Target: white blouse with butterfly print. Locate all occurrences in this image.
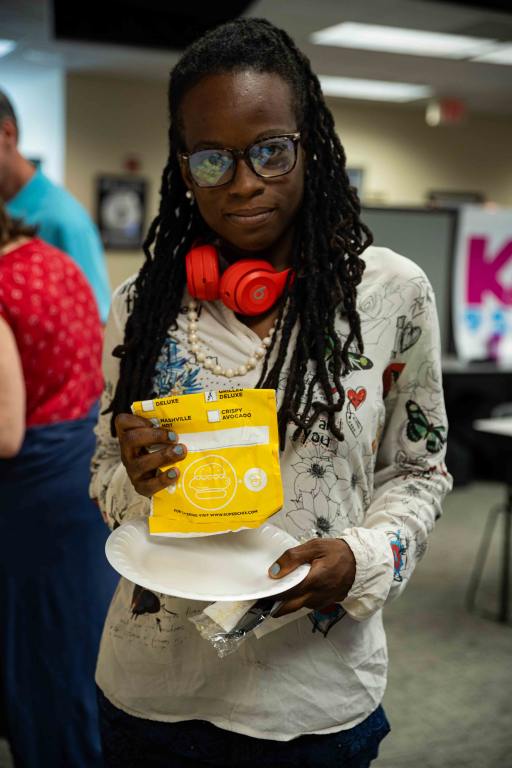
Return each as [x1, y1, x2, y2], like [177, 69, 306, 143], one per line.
[90, 245, 452, 740]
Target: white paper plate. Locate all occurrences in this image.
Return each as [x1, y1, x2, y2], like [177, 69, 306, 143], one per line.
[105, 519, 311, 601]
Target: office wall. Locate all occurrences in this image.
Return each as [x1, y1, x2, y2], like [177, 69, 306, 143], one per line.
[65, 72, 512, 291]
[65, 73, 168, 291]
[327, 99, 512, 208]
[0, 67, 65, 184]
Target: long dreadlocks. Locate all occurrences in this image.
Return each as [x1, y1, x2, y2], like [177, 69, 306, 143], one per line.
[107, 17, 373, 449]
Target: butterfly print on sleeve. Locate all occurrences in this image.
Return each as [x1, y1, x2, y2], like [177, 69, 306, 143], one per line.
[405, 400, 446, 454]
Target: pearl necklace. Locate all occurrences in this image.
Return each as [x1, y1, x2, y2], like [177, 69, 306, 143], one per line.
[186, 300, 278, 379]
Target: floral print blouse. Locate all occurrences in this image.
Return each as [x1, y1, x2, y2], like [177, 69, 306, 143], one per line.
[90, 245, 452, 741]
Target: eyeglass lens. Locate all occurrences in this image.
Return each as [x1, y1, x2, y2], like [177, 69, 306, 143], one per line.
[188, 136, 296, 188]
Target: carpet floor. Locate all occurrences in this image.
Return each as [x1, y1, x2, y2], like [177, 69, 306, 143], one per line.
[376, 481, 512, 768]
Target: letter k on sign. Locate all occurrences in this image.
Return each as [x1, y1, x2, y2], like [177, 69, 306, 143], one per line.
[467, 237, 512, 305]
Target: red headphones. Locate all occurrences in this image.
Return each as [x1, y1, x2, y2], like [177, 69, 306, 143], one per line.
[185, 244, 293, 316]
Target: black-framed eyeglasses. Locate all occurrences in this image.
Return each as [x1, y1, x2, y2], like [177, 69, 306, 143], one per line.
[180, 132, 301, 189]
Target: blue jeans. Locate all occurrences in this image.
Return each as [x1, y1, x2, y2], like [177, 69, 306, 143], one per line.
[97, 688, 390, 768]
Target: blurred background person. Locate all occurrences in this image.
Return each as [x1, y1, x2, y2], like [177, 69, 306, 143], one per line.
[0, 90, 111, 323]
[0, 201, 117, 767]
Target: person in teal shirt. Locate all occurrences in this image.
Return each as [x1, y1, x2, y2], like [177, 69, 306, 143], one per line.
[0, 90, 110, 322]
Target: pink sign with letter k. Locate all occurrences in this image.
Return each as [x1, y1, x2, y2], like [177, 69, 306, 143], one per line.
[467, 236, 512, 305]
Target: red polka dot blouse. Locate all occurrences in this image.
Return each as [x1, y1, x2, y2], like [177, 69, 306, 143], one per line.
[0, 238, 104, 426]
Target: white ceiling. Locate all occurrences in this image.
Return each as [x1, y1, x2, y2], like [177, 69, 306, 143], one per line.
[1, 0, 512, 115]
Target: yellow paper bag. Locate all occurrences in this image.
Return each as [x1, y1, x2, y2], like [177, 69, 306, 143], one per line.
[131, 389, 283, 536]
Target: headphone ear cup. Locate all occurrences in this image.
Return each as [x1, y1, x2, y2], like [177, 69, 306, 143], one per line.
[185, 245, 220, 301]
[220, 260, 283, 315]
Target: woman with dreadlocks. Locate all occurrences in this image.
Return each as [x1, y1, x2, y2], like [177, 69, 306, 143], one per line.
[90, 17, 451, 768]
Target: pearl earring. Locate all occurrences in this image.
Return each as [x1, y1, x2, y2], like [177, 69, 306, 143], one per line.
[185, 190, 194, 202]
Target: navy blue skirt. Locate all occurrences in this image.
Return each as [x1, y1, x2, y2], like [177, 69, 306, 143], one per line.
[97, 687, 390, 768]
[0, 406, 118, 767]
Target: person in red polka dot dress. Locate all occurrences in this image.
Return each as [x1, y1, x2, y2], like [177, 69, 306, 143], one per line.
[0, 202, 117, 768]
[0, 226, 103, 429]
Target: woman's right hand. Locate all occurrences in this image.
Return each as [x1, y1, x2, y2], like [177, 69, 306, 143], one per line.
[114, 413, 187, 498]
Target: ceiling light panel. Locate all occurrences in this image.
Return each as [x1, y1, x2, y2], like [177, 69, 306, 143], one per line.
[311, 22, 498, 60]
[0, 40, 16, 59]
[472, 45, 512, 64]
[318, 76, 433, 102]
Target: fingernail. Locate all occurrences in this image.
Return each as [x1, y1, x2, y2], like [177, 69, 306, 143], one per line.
[167, 468, 178, 479]
[269, 562, 281, 577]
[168, 431, 177, 442]
[173, 444, 184, 457]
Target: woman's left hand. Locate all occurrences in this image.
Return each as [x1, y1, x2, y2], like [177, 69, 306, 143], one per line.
[268, 539, 356, 618]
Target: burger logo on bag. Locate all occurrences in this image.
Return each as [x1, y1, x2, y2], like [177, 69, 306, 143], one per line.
[189, 461, 232, 499]
[183, 455, 237, 511]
